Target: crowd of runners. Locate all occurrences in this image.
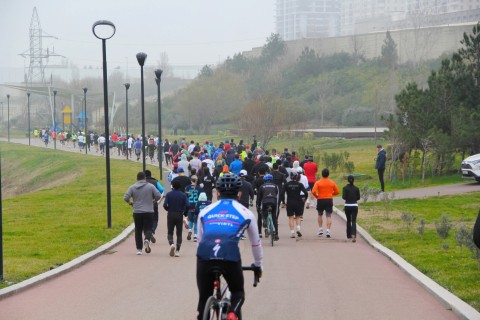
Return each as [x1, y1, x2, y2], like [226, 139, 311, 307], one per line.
[121, 135, 361, 256]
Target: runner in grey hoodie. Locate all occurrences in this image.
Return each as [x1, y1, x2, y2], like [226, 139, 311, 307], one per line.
[124, 171, 162, 255]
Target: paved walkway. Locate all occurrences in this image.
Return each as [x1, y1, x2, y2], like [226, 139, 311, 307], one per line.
[0, 138, 479, 319]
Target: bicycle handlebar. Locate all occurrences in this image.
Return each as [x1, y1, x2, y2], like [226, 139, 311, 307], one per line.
[242, 264, 262, 287]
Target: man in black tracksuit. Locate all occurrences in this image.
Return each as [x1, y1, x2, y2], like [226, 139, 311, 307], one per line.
[163, 179, 189, 257]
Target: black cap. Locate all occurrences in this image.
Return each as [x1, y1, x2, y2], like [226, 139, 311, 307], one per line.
[377, 144, 382, 148]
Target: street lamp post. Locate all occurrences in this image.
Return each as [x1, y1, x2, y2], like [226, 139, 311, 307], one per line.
[92, 20, 116, 229]
[155, 69, 163, 180]
[27, 92, 31, 146]
[124, 83, 130, 160]
[83, 88, 88, 155]
[53, 90, 57, 150]
[6, 95, 10, 142]
[136, 52, 147, 172]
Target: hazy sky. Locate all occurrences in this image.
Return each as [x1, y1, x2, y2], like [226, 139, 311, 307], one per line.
[1, 0, 275, 70]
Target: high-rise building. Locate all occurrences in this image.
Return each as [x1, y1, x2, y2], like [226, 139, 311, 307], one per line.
[276, 0, 341, 40]
[340, 0, 480, 35]
[276, 0, 480, 38]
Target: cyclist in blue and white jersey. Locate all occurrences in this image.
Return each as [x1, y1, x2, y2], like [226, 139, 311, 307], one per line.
[196, 173, 263, 320]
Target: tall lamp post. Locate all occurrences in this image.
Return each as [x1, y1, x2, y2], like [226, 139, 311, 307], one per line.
[124, 83, 130, 160]
[92, 20, 116, 229]
[83, 88, 88, 155]
[53, 90, 57, 150]
[6, 95, 10, 142]
[27, 92, 31, 146]
[154, 69, 163, 180]
[136, 52, 147, 172]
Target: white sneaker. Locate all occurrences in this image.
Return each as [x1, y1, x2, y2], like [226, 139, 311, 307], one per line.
[317, 228, 324, 236]
[326, 230, 331, 238]
[193, 235, 198, 242]
[174, 250, 180, 257]
[290, 232, 295, 238]
[169, 244, 175, 257]
[136, 249, 142, 255]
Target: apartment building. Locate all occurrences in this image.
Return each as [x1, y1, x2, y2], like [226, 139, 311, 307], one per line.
[275, 0, 341, 40]
[276, 0, 480, 39]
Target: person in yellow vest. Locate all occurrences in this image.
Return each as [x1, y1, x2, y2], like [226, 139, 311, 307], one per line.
[219, 164, 231, 177]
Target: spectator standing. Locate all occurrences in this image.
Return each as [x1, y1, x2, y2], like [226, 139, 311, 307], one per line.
[375, 144, 387, 192]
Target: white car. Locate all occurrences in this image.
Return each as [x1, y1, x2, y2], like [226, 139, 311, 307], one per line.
[461, 154, 480, 182]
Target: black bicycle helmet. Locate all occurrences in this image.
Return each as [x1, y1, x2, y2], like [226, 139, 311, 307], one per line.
[216, 173, 242, 196]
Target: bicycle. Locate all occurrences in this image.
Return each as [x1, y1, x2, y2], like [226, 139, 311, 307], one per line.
[202, 265, 261, 320]
[265, 205, 275, 247]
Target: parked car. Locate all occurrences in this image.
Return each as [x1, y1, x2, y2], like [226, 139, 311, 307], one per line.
[461, 153, 480, 182]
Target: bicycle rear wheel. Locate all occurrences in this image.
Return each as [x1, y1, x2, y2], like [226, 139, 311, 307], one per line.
[268, 214, 274, 247]
[203, 296, 220, 320]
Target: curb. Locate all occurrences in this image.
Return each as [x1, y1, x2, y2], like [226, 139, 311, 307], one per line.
[0, 224, 135, 300]
[333, 207, 480, 320]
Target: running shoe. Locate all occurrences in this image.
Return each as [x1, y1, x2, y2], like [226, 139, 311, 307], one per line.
[144, 239, 151, 253]
[297, 230, 302, 238]
[187, 230, 192, 241]
[317, 228, 324, 236]
[150, 234, 156, 243]
[169, 244, 175, 257]
[274, 234, 279, 241]
[259, 233, 263, 239]
[352, 236, 356, 243]
[136, 249, 142, 255]
[174, 250, 180, 257]
[326, 230, 331, 238]
[265, 229, 269, 238]
[290, 233, 295, 238]
[194, 236, 198, 242]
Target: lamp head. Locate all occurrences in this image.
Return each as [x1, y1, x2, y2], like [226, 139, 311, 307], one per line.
[92, 20, 116, 40]
[53, 90, 57, 95]
[83, 88, 88, 94]
[154, 69, 163, 80]
[7, 94, 10, 99]
[136, 52, 147, 66]
[124, 83, 130, 90]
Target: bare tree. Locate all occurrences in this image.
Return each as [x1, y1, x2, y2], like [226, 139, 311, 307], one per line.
[314, 77, 335, 127]
[238, 94, 287, 148]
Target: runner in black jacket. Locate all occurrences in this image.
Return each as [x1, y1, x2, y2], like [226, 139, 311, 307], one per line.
[282, 171, 307, 238]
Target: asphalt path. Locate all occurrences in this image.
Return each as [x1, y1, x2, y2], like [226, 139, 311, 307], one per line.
[0, 137, 479, 319]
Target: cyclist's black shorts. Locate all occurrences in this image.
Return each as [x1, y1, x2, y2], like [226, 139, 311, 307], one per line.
[316, 198, 333, 217]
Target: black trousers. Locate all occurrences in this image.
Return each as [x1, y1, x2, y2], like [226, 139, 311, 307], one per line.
[167, 211, 183, 250]
[152, 204, 159, 234]
[133, 212, 153, 250]
[196, 259, 244, 320]
[377, 168, 385, 192]
[345, 206, 358, 238]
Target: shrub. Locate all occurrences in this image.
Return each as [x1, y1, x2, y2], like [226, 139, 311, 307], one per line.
[435, 213, 453, 240]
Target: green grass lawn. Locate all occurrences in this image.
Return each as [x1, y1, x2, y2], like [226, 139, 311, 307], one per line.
[0, 142, 148, 287]
[341, 193, 480, 311]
